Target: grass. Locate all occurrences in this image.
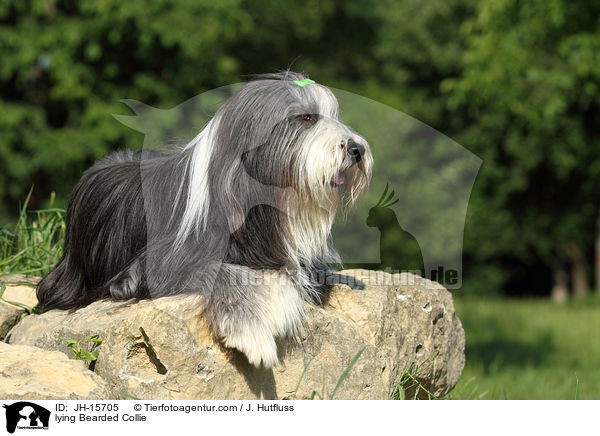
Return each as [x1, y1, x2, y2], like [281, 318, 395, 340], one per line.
[3, 196, 600, 399]
[0, 190, 64, 280]
[391, 361, 436, 400]
[450, 294, 600, 399]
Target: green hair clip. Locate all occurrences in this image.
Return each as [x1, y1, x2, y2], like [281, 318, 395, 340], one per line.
[294, 78, 316, 87]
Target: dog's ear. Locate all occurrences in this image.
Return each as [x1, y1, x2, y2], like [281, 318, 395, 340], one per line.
[241, 145, 269, 185]
[241, 144, 293, 189]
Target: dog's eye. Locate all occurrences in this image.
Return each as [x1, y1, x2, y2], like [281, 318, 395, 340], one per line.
[299, 113, 318, 124]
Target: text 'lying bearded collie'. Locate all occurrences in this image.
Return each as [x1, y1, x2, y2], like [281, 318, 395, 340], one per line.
[37, 72, 372, 368]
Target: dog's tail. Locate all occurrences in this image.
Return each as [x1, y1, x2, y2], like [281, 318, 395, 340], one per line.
[36, 254, 91, 313]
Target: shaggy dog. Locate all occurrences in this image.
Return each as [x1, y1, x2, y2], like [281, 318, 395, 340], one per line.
[37, 72, 372, 367]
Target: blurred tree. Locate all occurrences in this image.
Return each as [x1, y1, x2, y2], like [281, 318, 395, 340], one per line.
[443, 0, 600, 296]
[0, 0, 253, 215]
[369, 0, 475, 129]
[596, 215, 600, 292]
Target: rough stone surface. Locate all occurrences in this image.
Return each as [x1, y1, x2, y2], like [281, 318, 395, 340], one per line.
[1, 280, 38, 309]
[6, 269, 465, 399]
[0, 278, 37, 340]
[0, 302, 25, 341]
[0, 342, 115, 400]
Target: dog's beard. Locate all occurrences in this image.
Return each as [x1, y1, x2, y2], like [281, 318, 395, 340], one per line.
[332, 165, 369, 205]
[305, 154, 371, 215]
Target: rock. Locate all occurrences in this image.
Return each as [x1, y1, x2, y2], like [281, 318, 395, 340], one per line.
[1, 280, 38, 309]
[0, 301, 26, 341]
[0, 277, 37, 340]
[6, 269, 465, 399]
[0, 342, 115, 400]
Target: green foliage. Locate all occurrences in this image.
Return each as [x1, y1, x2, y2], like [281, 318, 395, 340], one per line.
[391, 361, 436, 400]
[444, 0, 600, 293]
[0, 189, 64, 278]
[0, 0, 251, 212]
[60, 334, 102, 362]
[369, 0, 476, 127]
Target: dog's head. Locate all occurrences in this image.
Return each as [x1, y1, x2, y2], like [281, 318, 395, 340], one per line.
[214, 72, 372, 212]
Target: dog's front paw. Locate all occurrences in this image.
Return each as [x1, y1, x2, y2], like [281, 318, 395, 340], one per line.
[223, 330, 279, 368]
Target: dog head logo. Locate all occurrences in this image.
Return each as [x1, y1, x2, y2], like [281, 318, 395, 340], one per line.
[114, 73, 481, 290]
[3, 402, 50, 433]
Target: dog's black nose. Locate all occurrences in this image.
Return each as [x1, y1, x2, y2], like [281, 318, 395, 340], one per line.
[346, 140, 365, 162]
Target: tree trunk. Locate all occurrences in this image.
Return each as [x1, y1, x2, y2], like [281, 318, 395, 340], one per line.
[551, 260, 569, 304]
[596, 212, 600, 293]
[564, 242, 589, 297]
